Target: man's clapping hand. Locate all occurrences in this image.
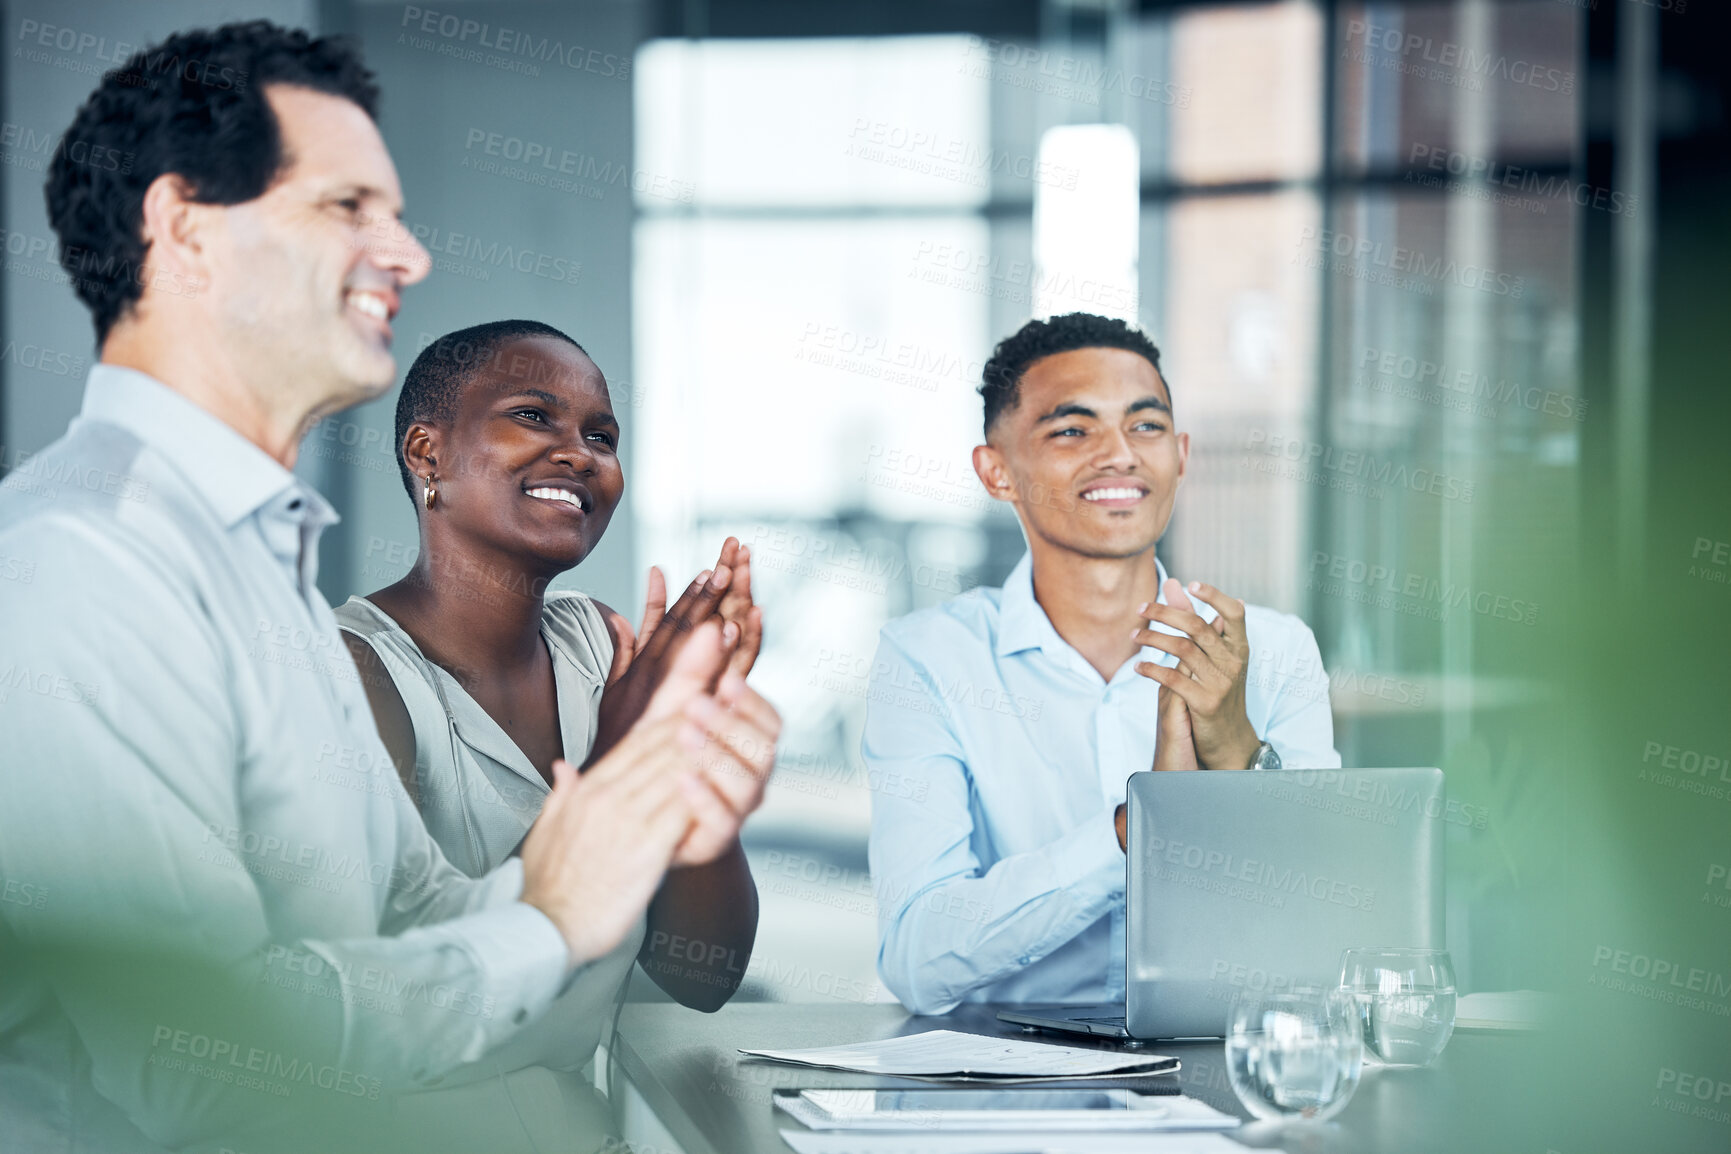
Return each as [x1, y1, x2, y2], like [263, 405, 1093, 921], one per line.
[635, 626, 779, 867]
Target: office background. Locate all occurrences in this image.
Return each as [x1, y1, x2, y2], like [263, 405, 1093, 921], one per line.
[1, 0, 1726, 1145]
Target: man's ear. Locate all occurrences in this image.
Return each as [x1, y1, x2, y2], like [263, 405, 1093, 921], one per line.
[1174, 430, 1190, 488]
[971, 443, 1017, 504]
[137, 173, 212, 289]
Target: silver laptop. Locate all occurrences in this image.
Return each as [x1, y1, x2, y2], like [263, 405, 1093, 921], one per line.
[999, 768, 1446, 1041]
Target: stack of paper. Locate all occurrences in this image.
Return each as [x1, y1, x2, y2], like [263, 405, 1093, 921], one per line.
[738, 1029, 1179, 1083]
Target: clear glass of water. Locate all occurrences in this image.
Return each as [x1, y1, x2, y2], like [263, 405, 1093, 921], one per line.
[1225, 987, 1363, 1123]
[1338, 947, 1457, 1067]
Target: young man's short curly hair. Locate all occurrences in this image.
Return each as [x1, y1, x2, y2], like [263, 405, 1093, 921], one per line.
[45, 21, 379, 344]
[978, 313, 1169, 437]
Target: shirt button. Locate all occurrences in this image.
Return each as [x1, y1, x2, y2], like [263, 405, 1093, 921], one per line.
[1017, 956, 1033, 966]
[513, 1008, 528, 1024]
[288, 498, 303, 511]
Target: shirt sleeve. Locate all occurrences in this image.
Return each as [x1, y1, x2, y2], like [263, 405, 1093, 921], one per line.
[1258, 616, 1343, 770]
[863, 629, 1123, 1016]
[0, 517, 570, 1150]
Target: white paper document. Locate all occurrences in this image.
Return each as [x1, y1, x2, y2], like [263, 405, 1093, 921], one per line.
[780, 1129, 1264, 1154]
[738, 1030, 1180, 1081]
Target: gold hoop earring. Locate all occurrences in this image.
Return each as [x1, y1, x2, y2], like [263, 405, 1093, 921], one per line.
[423, 475, 438, 510]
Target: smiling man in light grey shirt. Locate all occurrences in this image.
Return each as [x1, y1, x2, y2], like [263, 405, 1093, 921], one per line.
[0, 362, 574, 1150]
[0, 23, 778, 1154]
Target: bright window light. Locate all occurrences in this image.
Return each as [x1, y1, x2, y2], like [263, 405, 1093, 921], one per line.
[1032, 123, 1140, 321]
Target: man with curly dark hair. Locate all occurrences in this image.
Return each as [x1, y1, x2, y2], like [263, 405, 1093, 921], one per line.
[863, 312, 1341, 1015]
[0, 21, 777, 1154]
[46, 21, 379, 347]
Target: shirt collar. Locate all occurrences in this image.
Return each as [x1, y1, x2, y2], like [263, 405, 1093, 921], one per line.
[79, 363, 331, 530]
[995, 550, 1172, 660]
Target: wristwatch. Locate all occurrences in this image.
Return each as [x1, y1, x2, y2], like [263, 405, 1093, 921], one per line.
[1247, 740, 1281, 773]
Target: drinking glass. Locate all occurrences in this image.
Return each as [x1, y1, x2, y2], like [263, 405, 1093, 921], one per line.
[1225, 987, 1363, 1123]
[1338, 947, 1457, 1067]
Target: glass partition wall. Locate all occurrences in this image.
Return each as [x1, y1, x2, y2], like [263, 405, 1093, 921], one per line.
[631, 0, 1582, 1001]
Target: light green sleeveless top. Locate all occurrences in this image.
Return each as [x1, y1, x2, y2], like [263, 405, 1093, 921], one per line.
[335, 592, 642, 1152]
[336, 592, 617, 874]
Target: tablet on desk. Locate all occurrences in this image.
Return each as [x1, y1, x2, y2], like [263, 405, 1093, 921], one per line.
[774, 1087, 1237, 1132]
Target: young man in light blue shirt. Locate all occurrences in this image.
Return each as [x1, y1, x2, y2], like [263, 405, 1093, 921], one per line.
[865, 313, 1340, 1015]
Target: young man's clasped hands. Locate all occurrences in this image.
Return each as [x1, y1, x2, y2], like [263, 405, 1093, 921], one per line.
[1133, 577, 1259, 775]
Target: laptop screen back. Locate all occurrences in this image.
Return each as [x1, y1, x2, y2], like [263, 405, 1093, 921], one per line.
[1124, 767, 1446, 1039]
